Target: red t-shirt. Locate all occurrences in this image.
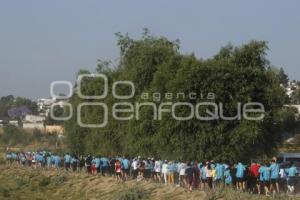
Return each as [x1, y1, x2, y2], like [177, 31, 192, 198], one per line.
[249, 164, 260, 177]
[115, 161, 121, 173]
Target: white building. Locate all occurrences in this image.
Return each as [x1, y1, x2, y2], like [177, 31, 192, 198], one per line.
[37, 98, 66, 116]
[23, 122, 44, 130]
[8, 120, 18, 126]
[24, 114, 45, 123]
[285, 81, 300, 98]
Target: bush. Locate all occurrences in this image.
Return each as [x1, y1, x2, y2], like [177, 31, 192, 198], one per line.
[38, 177, 51, 187]
[15, 177, 28, 188]
[53, 175, 67, 186]
[116, 186, 150, 200]
[1, 125, 23, 146]
[31, 129, 43, 142]
[0, 186, 10, 198]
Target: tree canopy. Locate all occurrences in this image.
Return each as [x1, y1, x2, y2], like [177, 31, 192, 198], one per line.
[65, 31, 290, 162]
[0, 95, 38, 120]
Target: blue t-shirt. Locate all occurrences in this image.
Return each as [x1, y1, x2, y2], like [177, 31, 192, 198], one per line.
[54, 156, 61, 167]
[201, 166, 207, 179]
[47, 156, 51, 165]
[50, 155, 55, 164]
[215, 163, 224, 179]
[224, 169, 232, 184]
[236, 163, 246, 178]
[121, 159, 130, 170]
[286, 166, 298, 177]
[101, 157, 109, 167]
[37, 154, 45, 163]
[168, 163, 176, 172]
[95, 158, 101, 168]
[71, 158, 78, 164]
[64, 154, 71, 163]
[270, 163, 279, 179]
[259, 166, 270, 181]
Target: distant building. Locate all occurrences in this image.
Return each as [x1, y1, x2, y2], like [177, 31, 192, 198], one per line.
[8, 120, 18, 126]
[285, 81, 300, 98]
[37, 97, 66, 116]
[24, 114, 45, 123]
[22, 122, 44, 130]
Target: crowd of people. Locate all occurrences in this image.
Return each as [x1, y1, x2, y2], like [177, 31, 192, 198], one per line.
[4, 151, 299, 196]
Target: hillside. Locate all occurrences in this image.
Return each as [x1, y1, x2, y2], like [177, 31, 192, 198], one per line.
[0, 164, 299, 200]
[0, 164, 206, 200]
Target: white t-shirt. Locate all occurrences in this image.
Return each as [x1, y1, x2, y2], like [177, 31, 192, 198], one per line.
[205, 167, 212, 178]
[131, 160, 138, 170]
[279, 168, 286, 178]
[154, 160, 162, 173]
[162, 163, 169, 173]
[179, 163, 187, 176]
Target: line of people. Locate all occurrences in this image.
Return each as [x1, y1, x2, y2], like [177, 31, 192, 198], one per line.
[5, 151, 299, 196]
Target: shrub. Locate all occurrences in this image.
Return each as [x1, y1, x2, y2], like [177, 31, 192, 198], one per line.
[38, 177, 51, 187]
[0, 186, 10, 198]
[116, 186, 150, 200]
[53, 175, 67, 186]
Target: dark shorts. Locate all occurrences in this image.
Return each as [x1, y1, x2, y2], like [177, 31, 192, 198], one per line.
[116, 172, 121, 176]
[186, 176, 193, 184]
[236, 177, 244, 182]
[270, 178, 279, 184]
[96, 167, 100, 173]
[123, 169, 130, 175]
[260, 180, 270, 187]
[215, 178, 223, 183]
[101, 166, 109, 173]
[288, 177, 298, 186]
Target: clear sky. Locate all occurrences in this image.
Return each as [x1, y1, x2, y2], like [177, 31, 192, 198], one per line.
[0, 0, 299, 99]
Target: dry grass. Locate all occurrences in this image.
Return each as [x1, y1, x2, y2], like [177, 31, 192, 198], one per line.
[0, 165, 206, 200]
[1, 164, 300, 200]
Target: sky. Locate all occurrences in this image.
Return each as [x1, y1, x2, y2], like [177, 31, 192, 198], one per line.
[0, 0, 300, 99]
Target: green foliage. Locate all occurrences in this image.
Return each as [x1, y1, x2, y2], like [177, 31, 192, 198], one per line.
[38, 177, 51, 187]
[291, 88, 300, 104]
[1, 125, 24, 146]
[0, 125, 60, 149]
[31, 129, 43, 142]
[275, 107, 297, 132]
[278, 67, 289, 87]
[53, 175, 67, 186]
[205, 185, 296, 200]
[0, 95, 38, 119]
[44, 105, 65, 125]
[65, 31, 289, 162]
[0, 186, 10, 198]
[116, 186, 150, 200]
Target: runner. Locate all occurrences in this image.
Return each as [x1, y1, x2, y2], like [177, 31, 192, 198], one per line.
[178, 161, 187, 187]
[224, 165, 232, 186]
[64, 153, 71, 171]
[270, 159, 280, 194]
[154, 158, 162, 183]
[249, 161, 260, 193]
[286, 162, 299, 194]
[162, 160, 169, 185]
[235, 162, 246, 191]
[186, 162, 193, 192]
[115, 159, 122, 182]
[121, 155, 130, 181]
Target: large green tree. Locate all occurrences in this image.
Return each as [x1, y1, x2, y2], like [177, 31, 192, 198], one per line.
[65, 31, 288, 162]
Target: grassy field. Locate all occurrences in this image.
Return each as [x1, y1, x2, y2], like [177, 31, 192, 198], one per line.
[0, 164, 299, 200]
